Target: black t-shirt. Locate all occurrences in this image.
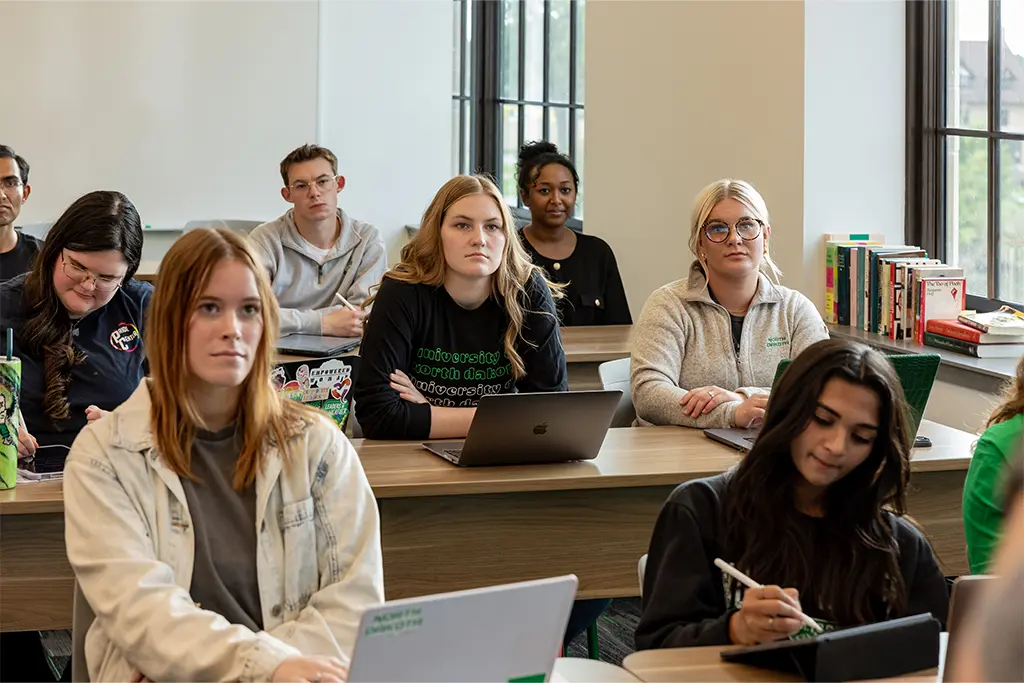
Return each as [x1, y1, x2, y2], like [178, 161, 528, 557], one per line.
[353, 271, 568, 439]
[0, 230, 43, 283]
[635, 473, 950, 649]
[519, 230, 632, 326]
[0, 273, 153, 471]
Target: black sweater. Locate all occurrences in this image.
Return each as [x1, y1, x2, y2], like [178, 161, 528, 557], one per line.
[635, 473, 950, 650]
[519, 230, 631, 326]
[353, 272, 568, 439]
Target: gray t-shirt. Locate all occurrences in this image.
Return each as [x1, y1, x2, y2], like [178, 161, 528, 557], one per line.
[180, 424, 263, 631]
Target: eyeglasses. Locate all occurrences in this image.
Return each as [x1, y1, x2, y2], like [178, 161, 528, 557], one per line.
[61, 252, 124, 292]
[703, 217, 764, 243]
[1, 177, 24, 195]
[287, 175, 338, 194]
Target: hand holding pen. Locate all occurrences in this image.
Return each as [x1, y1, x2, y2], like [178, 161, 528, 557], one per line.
[321, 293, 366, 337]
[715, 558, 823, 645]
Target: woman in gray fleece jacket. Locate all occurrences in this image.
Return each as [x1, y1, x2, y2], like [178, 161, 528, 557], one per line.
[631, 179, 828, 429]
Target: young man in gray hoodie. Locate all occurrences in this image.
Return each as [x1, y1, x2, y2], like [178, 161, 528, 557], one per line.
[249, 144, 387, 337]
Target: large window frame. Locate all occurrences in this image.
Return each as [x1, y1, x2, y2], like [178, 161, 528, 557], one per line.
[452, 0, 585, 215]
[907, 0, 1024, 309]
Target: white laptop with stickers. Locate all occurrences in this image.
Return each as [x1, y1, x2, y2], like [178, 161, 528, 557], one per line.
[347, 575, 577, 683]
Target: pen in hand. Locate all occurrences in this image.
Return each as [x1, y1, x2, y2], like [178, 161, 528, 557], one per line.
[714, 558, 823, 634]
[333, 293, 359, 312]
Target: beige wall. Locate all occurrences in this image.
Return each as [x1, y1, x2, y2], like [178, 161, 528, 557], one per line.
[584, 0, 806, 317]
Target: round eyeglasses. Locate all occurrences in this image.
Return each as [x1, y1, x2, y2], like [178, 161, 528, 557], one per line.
[702, 217, 764, 243]
[61, 253, 124, 292]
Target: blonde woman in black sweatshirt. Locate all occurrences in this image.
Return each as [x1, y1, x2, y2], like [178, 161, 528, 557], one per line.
[636, 339, 949, 649]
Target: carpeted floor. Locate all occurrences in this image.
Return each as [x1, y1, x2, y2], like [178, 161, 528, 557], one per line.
[565, 597, 642, 664]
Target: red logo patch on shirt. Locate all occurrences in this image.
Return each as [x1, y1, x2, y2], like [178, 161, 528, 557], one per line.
[110, 322, 141, 352]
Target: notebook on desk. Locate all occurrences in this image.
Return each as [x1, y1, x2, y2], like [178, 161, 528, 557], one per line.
[423, 390, 621, 467]
[704, 353, 941, 453]
[348, 575, 577, 682]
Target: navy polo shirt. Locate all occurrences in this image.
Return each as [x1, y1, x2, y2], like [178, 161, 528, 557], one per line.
[0, 273, 153, 471]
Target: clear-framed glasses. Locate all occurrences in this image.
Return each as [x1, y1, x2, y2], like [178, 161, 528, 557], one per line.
[288, 175, 339, 194]
[1, 177, 24, 195]
[61, 252, 124, 292]
[703, 217, 764, 243]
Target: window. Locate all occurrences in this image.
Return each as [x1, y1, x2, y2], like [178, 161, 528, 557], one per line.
[907, 0, 1024, 307]
[452, 0, 586, 216]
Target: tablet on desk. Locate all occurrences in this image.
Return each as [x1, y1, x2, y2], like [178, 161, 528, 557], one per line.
[277, 334, 359, 357]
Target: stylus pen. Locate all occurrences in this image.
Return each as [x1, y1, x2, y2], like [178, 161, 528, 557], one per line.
[714, 558, 823, 633]
[333, 293, 359, 311]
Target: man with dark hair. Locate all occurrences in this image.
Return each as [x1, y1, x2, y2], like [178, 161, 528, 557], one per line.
[0, 145, 42, 282]
[249, 144, 386, 337]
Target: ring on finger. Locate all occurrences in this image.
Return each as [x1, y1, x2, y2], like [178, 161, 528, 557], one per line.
[708, 390, 715, 397]
[769, 616, 775, 631]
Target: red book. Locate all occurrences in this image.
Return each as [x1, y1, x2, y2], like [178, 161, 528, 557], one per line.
[926, 319, 1024, 344]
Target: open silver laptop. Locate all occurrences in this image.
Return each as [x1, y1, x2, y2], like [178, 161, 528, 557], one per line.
[347, 575, 578, 683]
[423, 390, 621, 466]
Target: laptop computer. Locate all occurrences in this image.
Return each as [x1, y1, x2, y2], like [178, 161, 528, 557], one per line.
[423, 390, 621, 466]
[704, 353, 941, 453]
[277, 333, 360, 357]
[273, 355, 359, 431]
[348, 575, 577, 683]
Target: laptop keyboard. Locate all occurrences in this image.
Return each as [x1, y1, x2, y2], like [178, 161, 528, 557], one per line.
[442, 448, 463, 464]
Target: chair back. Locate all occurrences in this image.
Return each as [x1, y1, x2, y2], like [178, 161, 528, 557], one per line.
[72, 581, 96, 682]
[598, 358, 635, 428]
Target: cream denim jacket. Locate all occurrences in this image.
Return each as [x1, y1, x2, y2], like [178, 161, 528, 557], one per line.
[63, 381, 384, 682]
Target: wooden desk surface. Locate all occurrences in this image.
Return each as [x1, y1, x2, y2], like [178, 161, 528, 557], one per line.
[558, 324, 633, 363]
[135, 260, 160, 283]
[0, 420, 971, 515]
[622, 635, 946, 682]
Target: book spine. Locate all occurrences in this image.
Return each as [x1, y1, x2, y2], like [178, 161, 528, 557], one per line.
[957, 316, 991, 334]
[926, 320, 982, 343]
[837, 248, 849, 326]
[825, 243, 837, 324]
[923, 332, 980, 357]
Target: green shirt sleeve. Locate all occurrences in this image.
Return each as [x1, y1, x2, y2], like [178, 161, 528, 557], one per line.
[963, 417, 1022, 574]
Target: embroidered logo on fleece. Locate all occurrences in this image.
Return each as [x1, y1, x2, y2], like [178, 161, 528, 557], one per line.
[110, 322, 141, 352]
[765, 336, 789, 349]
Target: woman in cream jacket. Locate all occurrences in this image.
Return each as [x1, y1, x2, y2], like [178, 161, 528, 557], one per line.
[631, 179, 828, 429]
[63, 228, 383, 682]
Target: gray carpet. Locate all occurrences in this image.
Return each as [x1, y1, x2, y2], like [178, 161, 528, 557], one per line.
[565, 597, 642, 665]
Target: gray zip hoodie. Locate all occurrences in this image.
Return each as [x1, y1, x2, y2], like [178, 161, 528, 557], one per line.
[631, 261, 828, 429]
[249, 209, 387, 335]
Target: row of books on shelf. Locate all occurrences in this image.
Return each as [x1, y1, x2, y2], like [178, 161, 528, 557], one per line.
[824, 234, 966, 343]
[923, 308, 1024, 358]
[823, 234, 1024, 359]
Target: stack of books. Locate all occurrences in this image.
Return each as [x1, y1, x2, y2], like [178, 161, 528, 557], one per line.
[824, 235, 965, 342]
[924, 307, 1024, 358]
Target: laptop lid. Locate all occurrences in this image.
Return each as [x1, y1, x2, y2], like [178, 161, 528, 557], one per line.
[273, 355, 359, 431]
[277, 333, 360, 358]
[347, 575, 578, 683]
[427, 390, 621, 466]
[773, 353, 940, 436]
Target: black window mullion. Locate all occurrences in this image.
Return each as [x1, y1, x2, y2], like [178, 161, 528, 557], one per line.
[459, 0, 468, 174]
[986, 0, 1001, 298]
[542, 0, 551, 141]
[473, 0, 500, 178]
[568, 0, 577, 162]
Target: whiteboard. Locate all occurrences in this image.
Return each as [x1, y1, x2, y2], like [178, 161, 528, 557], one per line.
[3, 0, 319, 230]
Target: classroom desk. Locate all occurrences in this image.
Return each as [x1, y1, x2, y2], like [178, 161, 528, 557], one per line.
[135, 260, 160, 283]
[279, 324, 634, 390]
[621, 638, 946, 683]
[0, 420, 973, 633]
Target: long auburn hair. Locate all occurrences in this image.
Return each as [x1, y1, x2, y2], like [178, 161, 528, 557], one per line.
[145, 228, 313, 490]
[368, 174, 560, 379]
[985, 356, 1024, 428]
[20, 191, 143, 424]
[726, 338, 913, 625]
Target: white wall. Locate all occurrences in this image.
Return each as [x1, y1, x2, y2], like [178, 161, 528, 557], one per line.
[804, 0, 907, 313]
[319, 0, 453, 264]
[585, 0, 806, 317]
[2, 0, 453, 264]
[585, 0, 906, 318]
